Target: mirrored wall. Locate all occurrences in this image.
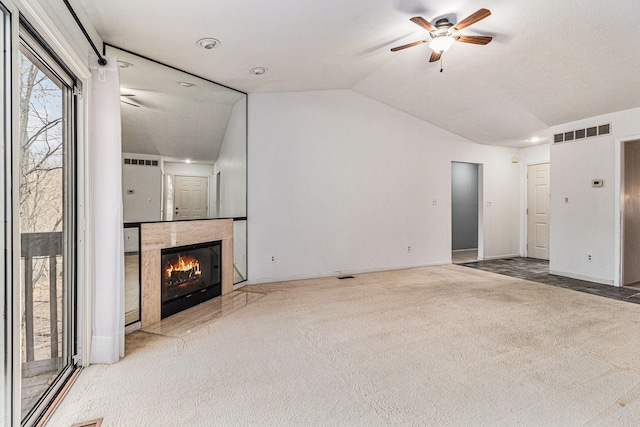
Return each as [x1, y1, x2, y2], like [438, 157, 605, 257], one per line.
[108, 45, 248, 324]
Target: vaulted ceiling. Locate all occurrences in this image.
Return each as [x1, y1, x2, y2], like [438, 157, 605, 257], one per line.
[75, 0, 640, 148]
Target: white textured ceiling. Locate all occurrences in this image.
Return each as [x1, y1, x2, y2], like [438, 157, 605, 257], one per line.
[76, 0, 640, 148]
[107, 46, 244, 162]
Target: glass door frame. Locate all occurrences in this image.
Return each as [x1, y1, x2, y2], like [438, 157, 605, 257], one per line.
[17, 23, 78, 426]
[2, 1, 17, 426]
[1, 1, 91, 424]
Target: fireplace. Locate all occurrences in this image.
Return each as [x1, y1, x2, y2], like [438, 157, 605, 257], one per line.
[160, 240, 222, 318]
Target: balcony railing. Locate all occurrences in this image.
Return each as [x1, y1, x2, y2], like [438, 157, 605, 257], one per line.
[21, 231, 62, 377]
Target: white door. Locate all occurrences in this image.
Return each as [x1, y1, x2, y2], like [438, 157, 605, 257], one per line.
[174, 175, 208, 219]
[623, 140, 640, 285]
[527, 163, 550, 259]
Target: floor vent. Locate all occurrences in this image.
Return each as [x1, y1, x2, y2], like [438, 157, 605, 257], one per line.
[553, 123, 611, 144]
[72, 419, 103, 427]
[337, 275, 355, 280]
[124, 158, 159, 166]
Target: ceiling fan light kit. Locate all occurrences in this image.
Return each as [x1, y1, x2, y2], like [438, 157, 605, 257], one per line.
[429, 36, 455, 53]
[391, 8, 492, 70]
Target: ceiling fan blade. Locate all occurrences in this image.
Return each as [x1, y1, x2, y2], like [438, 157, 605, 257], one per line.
[120, 93, 136, 97]
[456, 35, 492, 45]
[453, 8, 491, 31]
[410, 16, 435, 32]
[429, 51, 441, 62]
[390, 40, 427, 52]
[121, 100, 140, 108]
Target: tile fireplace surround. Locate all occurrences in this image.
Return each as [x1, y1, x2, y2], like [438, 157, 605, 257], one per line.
[140, 219, 233, 327]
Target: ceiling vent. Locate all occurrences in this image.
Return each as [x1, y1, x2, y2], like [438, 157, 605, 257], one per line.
[124, 158, 159, 166]
[553, 123, 611, 144]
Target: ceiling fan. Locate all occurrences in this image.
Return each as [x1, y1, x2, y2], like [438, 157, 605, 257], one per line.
[120, 93, 140, 108]
[391, 8, 492, 66]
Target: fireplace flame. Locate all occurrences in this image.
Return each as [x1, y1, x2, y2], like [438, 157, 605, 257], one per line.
[165, 254, 202, 278]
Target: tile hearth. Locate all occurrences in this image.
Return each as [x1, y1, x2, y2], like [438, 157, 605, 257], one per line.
[141, 290, 264, 338]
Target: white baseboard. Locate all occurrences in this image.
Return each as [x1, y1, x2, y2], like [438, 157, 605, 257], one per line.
[549, 269, 615, 286]
[125, 321, 141, 335]
[233, 281, 248, 291]
[244, 261, 450, 286]
[478, 253, 521, 261]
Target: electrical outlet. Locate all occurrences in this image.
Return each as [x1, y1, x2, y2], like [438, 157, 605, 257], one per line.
[432, 199, 438, 205]
[271, 255, 276, 263]
[587, 253, 593, 262]
[407, 246, 411, 253]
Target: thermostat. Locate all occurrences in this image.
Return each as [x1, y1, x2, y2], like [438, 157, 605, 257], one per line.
[592, 179, 604, 187]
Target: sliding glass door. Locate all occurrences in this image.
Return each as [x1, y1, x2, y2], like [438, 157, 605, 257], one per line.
[1, 3, 12, 426]
[17, 27, 77, 426]
[0, 5, 80, 425]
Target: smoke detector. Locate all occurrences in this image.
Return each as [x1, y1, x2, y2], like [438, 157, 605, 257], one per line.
[196, 38, 220, 50]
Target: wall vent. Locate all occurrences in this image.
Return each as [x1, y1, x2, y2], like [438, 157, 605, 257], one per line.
[124, 158, 159, 166]
[553, 123, 611, 144]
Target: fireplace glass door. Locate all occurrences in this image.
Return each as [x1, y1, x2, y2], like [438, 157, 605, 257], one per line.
[161, 241, 221, 318]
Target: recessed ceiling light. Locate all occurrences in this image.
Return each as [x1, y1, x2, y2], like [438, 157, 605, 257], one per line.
[185, 159, 192, 163]
[196, 38, 220, 50]
[527, 136, 543, 143]
[250, 67, 268, 76]
[177, 82, 195, 88]
[117, 61, 133, 68]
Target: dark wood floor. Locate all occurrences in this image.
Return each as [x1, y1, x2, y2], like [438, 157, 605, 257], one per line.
[460, 257, 640, 305]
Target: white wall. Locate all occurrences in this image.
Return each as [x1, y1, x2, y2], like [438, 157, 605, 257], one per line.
[549, 107, 640, 285]
[519, 144, 551, 255]
[248, 90, 520, 283]
[214, 99, 247, 218]
[122, 153, 162, 222]
[162, 161, 214, 176]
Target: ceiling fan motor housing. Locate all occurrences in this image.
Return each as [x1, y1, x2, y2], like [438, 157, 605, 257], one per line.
[434, 18, 454, 33]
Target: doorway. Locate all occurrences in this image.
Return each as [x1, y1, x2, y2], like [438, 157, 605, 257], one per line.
[174, 175, 208, 219]
[451, 162, 480, 263]
[215, 171, 221, 217]
[526, 163, 550, 260]
[622, 140, 640, 287]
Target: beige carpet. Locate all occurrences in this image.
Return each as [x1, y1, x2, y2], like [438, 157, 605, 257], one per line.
[49, 265, 640, 426]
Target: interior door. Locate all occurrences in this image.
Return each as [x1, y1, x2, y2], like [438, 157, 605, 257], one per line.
[527, 163, 550, 260]
[623, 140, 640, 285]
[174, 175, 208, 219]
